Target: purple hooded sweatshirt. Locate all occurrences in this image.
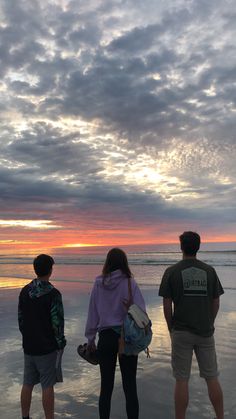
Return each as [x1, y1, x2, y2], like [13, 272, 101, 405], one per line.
[85, 269, 146, 344]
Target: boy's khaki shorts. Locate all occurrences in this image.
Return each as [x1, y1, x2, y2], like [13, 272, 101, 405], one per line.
[170, 330, 219, 380]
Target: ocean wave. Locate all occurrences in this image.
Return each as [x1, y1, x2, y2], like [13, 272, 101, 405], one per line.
[0, 259, 236, 267]
[2, 275, 236, 291]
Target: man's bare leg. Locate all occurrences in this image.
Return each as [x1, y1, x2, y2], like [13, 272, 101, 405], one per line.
[175, 380, 189, 419]
[206, 377, 224, 419]
[42, 386, 54, 419]
[21, 384, 34, 418]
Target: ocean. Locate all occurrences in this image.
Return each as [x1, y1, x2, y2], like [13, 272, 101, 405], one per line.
[0, 242, 236, 289]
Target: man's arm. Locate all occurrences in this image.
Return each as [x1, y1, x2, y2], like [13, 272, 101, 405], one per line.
[18, 291, 24, 333]
[212, 297, 220, 321]
[163, 297, 173, 332]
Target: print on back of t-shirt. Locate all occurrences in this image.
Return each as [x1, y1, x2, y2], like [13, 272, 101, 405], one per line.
[182, 267, 207, 296]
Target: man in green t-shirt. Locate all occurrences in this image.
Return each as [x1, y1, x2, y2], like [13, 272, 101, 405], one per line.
[159, 231, 224, 419]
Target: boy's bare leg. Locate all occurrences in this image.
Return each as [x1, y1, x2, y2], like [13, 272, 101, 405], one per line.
[175, 380, 189, 419]
[21, 384, 34, 417]
[42, 386, 54, 419]
[206, 378, 224, 419]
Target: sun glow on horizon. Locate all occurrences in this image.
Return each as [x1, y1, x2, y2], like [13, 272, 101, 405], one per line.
[63, 243, 100, 248]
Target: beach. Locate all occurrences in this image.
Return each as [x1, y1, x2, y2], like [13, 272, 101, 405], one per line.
[0, 250, 236, 418]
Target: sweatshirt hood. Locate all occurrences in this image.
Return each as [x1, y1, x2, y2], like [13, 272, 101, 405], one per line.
[96, 269, 128, 290]
[28, 278, 54, 299]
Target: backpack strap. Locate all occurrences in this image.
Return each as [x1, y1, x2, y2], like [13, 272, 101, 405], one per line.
[145, 347, 151, 358]
[127, 276, 134, 306]
[119, 276, 133, 356]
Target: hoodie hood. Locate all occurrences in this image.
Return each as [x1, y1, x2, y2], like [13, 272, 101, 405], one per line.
[28, 278, 54, 299]
[96, 269, 128, 290]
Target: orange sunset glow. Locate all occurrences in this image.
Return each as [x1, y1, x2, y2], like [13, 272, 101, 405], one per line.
[0, 219, 235, 256]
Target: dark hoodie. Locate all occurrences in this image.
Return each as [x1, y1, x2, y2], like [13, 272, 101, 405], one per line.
[18, 279, 66, 355]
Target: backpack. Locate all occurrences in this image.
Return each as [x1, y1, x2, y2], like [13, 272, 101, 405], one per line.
[122, 304, 152, 356]
[119, 278, 152, 356]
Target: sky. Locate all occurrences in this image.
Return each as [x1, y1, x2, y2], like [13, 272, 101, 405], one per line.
[0, 0, 236, 254]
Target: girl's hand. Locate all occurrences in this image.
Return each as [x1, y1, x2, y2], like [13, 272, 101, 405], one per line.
[87, 342, 96, 352]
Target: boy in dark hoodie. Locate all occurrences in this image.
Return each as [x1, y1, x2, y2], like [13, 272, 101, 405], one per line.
[18, 254, 66, 419]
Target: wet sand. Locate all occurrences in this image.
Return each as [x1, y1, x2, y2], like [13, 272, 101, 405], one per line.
[0, 278, 235, 418]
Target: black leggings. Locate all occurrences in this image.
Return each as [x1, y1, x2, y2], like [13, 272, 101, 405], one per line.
[97, 328, 139, 419]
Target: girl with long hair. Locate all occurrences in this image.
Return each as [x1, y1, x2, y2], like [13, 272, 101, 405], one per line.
[85, 248, 146, 419]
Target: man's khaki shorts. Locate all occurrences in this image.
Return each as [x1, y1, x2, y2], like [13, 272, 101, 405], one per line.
[170, 330, 219, 380]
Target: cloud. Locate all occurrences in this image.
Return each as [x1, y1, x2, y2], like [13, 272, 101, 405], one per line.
[0, 0, 235, 245]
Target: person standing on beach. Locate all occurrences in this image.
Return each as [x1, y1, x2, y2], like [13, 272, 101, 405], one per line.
[85, 248, 146, 419]
[159, 231, 224, 419]
[18, 254, 66, 419]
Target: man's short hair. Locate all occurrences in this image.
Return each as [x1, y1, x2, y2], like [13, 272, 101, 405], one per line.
[33, 254, 55, 277]
[179, 231, 201, 256]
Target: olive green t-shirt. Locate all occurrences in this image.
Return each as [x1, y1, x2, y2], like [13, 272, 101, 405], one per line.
[159, 258, 224, 337]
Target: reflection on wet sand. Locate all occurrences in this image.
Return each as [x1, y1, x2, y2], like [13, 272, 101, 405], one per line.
[0, 283, 235, 418]
[0, 276, 30, 289]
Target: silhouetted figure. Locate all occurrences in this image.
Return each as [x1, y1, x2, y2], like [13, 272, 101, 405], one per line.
[18, 254, 66, 419]
[159, 231, 224, 419]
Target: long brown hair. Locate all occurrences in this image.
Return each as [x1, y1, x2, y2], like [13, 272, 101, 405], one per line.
[102, 248, 132, 278]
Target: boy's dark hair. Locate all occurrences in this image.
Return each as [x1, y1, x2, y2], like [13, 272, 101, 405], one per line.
[179, 231, 201, 256]
[33, 254, 55, 277]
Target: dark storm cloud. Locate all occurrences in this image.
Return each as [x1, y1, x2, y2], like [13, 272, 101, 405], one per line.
[2, 122, 104, 178]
